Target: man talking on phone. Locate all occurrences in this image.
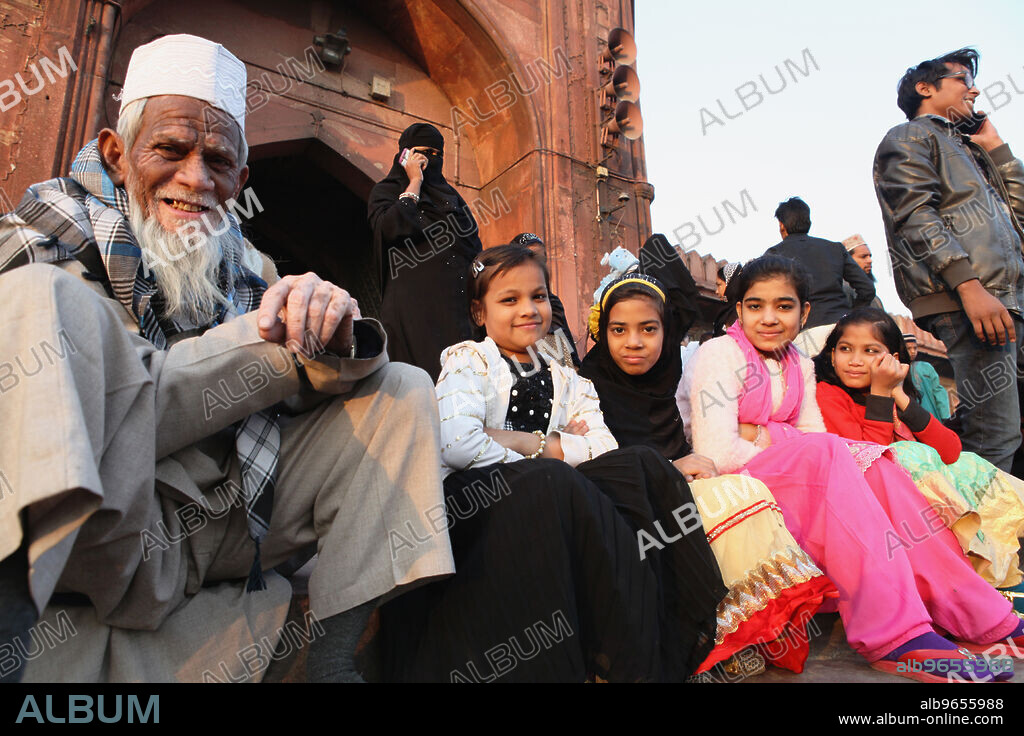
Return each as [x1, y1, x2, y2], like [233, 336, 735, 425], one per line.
[874, 47, 1024, 471]
[368, 123, 482, 380]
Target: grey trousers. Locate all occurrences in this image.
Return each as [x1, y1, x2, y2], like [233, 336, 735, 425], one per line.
[0, 264, 454, 636]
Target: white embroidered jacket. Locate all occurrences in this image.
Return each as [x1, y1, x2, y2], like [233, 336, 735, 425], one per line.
[436, 337, 618, 477]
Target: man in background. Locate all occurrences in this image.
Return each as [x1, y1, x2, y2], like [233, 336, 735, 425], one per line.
[765, 197, 875, 355]
[842, 233, 885, 310]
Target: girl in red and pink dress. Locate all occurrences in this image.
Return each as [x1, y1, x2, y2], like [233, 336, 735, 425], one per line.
[678, 254, 1022, 682]
[812, 307, 1024, 591]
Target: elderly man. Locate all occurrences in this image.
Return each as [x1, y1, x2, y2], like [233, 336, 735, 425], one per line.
[0, 35, 453, 683]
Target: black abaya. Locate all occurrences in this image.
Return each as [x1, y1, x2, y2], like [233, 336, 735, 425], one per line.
[367, 137, 482, 381]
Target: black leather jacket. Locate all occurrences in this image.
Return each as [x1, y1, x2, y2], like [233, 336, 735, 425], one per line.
[873, 115, 1024, 319]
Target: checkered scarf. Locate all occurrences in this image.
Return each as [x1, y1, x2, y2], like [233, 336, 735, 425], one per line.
[0, 139, 277, 592]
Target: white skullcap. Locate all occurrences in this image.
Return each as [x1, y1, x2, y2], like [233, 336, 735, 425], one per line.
[842, 233, 868, 252]
[119, 34, 247, 134]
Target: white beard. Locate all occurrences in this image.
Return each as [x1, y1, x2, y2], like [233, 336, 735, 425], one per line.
[126, 180, 234, 326]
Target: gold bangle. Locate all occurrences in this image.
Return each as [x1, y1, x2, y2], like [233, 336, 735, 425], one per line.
[526, 429, 546, 459]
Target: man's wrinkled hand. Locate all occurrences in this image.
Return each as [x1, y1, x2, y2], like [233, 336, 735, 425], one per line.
[257, 272, 356, 356]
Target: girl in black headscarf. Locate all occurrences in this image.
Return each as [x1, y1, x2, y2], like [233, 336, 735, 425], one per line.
[580, 235, 838, 675]
[581, 234, 702, 465]
[368, 123, 482, 381]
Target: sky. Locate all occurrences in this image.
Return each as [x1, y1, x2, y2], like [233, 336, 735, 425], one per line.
[635, 0, 1024, 315]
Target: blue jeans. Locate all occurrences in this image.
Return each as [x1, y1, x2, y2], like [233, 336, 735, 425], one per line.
[921, 311, 1024, 472]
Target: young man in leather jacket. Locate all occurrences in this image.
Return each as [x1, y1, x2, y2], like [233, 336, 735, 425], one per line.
[874, 47, 1024, 471]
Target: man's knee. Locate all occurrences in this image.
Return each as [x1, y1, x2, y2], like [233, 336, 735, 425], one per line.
[0, 263, 64, 300]
[0, 263, 107, 318]
[346, 362, 438, 434]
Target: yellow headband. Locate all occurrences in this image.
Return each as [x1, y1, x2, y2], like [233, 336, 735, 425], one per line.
[600, 277, 666, 310]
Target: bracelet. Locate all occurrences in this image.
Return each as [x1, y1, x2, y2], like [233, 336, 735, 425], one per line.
[526, 430, 547, 459]
[753, 425, 763, 447]
[399, 191, 420, 203]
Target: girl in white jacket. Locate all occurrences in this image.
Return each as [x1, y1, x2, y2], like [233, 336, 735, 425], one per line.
[376, 244, 726, 683]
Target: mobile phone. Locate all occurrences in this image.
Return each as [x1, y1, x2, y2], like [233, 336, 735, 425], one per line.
[399, 148, 412, 166]
[954, 111, 987, 136]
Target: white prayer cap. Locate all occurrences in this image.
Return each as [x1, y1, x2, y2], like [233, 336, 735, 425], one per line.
[842, 233, 868, 252]
[119, 34, 247, 134]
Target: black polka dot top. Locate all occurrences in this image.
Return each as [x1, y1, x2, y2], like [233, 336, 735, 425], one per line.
[501, 356, 553, 433]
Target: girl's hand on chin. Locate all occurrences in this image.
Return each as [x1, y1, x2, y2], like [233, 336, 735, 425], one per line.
[869, 354, 909, 396]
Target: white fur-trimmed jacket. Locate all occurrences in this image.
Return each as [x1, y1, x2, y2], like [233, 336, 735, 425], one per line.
[436, 337, 618, 478]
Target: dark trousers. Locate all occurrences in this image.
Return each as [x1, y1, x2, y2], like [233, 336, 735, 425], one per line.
[921, 311, 1024, 472]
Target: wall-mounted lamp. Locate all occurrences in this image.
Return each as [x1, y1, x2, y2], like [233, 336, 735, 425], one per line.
[314, 29, 351, 69]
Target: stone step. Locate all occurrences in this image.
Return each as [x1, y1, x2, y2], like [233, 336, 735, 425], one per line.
[266, 604, 1024, 683]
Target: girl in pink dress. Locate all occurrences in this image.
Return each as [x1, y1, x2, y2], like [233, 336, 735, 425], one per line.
[679, 254, 1022, 682]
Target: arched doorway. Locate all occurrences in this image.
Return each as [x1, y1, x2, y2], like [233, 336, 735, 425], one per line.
[245, 138, 381, 318]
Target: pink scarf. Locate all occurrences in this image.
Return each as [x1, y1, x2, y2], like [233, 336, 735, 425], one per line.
[726, 321, 804, 444]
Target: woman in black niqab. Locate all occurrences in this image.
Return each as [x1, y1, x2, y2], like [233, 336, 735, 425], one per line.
[368, 123, 482, 381]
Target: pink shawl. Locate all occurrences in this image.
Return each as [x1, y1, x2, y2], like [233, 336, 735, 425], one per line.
[726, 321, 804, 444]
